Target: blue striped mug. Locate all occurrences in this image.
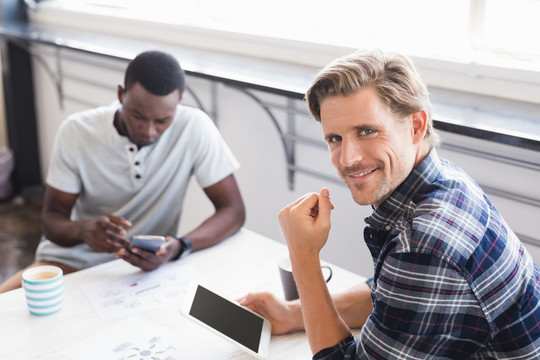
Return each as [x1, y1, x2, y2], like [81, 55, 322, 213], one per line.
[21, 265, 64, 316]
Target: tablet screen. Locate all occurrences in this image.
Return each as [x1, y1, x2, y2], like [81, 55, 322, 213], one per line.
[189, 284, 263, 353]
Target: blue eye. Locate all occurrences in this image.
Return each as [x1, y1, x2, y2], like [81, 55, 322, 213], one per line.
[329, 135, 342, 143]
[360, 129, 374, 136]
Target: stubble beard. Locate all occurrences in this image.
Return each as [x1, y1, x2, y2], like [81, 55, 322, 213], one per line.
[338, 161, 390, 207]
[346, 177, 391, 206]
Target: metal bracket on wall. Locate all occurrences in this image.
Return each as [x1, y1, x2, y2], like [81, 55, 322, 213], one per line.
[24, 43, 210, 115]
[439, 142, 540, 209]
[227, 85, 342, 190]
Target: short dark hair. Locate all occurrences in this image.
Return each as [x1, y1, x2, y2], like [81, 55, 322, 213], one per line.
[124, 50, 186, 96]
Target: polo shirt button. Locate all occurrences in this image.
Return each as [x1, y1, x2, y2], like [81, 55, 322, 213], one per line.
[385, 225, 391, 231]
[135, 161, 140, 166]
[135, 174, 141, 179]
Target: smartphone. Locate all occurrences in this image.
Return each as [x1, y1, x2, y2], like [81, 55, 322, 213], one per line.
[180, 282, 272, 359]
[128, 235, 165, 254]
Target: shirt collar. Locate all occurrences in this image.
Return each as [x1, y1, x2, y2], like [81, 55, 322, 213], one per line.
[365, 148, 442, 231]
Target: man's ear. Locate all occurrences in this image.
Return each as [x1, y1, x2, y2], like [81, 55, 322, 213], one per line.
[117, 85, 125, 104]
[411, 111, 428, 145]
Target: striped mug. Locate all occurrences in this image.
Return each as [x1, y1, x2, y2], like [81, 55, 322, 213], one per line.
[21, 265, 64, 316]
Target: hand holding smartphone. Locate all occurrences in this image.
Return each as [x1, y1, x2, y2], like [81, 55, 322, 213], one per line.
[128, 235, 165, 253]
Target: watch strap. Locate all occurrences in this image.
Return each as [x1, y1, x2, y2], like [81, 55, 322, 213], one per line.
[172, 237, 192, 261]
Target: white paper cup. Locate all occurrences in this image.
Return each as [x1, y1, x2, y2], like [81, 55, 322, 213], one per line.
[21, 265, 64, 316]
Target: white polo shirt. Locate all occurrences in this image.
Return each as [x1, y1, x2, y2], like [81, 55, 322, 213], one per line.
[36, 101, 240, 268]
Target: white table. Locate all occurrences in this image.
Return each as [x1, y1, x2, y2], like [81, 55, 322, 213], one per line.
[0, 228, 364, 359]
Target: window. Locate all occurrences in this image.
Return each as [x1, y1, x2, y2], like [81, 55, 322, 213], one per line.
[29, 0, 540, 106]
[45, 0, 540, 64]
[478, 0, 540, 59]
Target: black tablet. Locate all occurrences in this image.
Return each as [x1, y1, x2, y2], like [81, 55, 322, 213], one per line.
[180, 282, 271, 359]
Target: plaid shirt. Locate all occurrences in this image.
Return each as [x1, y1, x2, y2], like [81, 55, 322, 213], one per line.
[315, 150, 540, 360]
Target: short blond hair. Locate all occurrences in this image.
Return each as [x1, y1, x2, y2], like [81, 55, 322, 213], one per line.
[306, 49, 440, 148]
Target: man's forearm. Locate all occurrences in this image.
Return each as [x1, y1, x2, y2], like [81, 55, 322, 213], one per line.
[332, 283, 373, 329]
[286, 282, 372, 333]
[42, 211, 85, 247]
[293, 257, 352, 355]
[181, 205, 245, 252]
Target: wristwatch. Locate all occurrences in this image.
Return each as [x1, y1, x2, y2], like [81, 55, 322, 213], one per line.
[172, 237, 192, 261]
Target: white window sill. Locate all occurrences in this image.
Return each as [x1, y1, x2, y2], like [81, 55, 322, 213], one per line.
[28, 2, 540, 104]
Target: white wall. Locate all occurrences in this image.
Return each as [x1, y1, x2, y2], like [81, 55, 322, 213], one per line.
[30, 45, 540, 279]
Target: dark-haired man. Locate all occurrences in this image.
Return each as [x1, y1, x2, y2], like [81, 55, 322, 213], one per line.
[0, 50, 245, 292]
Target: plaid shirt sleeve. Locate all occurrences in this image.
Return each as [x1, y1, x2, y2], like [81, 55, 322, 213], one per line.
[314, 252, 491, 360]
[360, 251, 491, 359]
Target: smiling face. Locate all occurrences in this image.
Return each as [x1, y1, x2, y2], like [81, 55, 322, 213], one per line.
[321, 86, 428, 208]
[116, 82, 181, 147]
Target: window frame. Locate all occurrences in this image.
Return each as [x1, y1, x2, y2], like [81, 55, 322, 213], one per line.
[28, 1, 540, 105]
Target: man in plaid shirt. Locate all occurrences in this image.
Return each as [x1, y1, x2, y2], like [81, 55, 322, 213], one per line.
[240, 50, 540, 359]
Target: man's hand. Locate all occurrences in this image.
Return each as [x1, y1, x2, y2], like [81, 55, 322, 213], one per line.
[278, 188, 334, 261]
[81, 215, 131, 252]
[115, 236, 181, 271]
[240, 284, 373, 336]
[238, 292, 303, 335]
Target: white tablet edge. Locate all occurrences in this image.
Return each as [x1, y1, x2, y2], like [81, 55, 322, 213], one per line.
[180, 281, 272, 359]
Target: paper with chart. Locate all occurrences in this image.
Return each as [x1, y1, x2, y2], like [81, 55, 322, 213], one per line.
[63, 316, 234, 360]
[81, 263, 203, 319]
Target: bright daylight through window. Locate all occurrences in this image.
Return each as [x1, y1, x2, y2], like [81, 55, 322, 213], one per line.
[31, 0, 540, 132]
[48, 0, 540, 68]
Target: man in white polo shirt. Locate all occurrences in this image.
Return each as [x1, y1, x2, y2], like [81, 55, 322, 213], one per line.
[0, 50, 245, 292]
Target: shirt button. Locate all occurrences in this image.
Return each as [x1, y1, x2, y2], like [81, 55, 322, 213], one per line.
[129, 147, 135, 152]
[134, 161, 140, 166]
[385, 225, 392, 231]
[135, 174, 141, 179]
